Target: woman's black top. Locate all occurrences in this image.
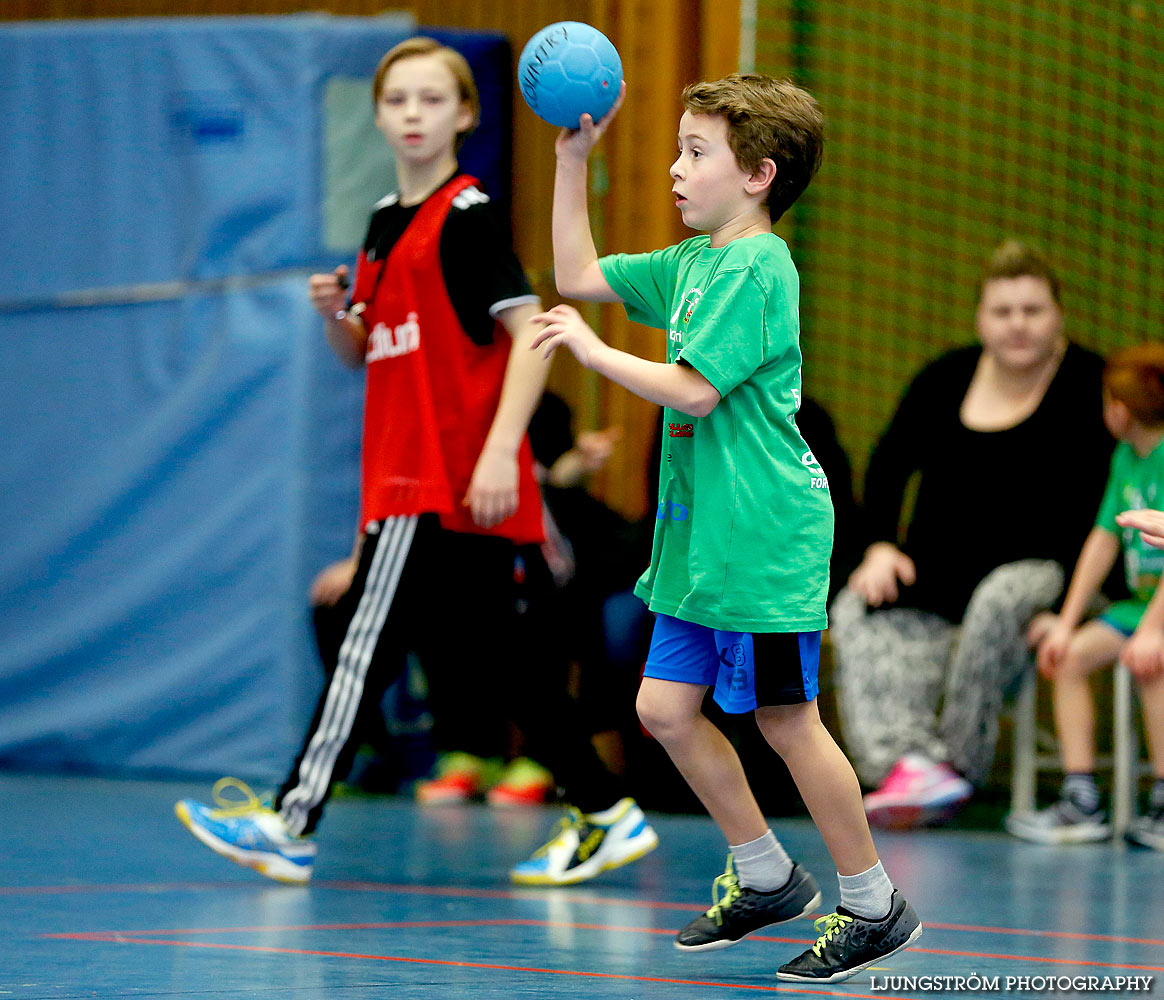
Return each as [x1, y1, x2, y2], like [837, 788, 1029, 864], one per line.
[862, 342, 1114, 622]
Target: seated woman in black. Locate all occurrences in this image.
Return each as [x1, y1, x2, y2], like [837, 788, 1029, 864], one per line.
[831, 240, 1113, 828]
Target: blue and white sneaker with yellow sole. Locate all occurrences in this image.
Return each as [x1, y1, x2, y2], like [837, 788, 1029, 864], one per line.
[511, 797, 658, 885]
[175, 777, 316, 884]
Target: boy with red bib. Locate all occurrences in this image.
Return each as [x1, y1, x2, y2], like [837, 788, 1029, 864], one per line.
[176, 38, 655, 886]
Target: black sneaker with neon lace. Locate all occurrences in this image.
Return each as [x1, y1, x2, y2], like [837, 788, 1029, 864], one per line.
[674, 856, 821, 952]
[777, 890, 923, 983]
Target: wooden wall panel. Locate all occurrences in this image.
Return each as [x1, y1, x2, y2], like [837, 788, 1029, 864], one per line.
[0, 0, 385, 16]
[701, 0, 742, 78]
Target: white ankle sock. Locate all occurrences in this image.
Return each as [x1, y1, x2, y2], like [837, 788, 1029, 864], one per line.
[838, 860, 894, 920]
[730, 829, 793, 891]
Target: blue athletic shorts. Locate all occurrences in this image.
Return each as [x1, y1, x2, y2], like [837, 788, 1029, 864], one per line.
[643, 613, 821, 714]
[1099, 598, 1145, 637]
[1098, 612, 1136, 638]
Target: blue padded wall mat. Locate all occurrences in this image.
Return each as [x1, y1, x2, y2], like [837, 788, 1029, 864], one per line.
[0, 16, 514, 779]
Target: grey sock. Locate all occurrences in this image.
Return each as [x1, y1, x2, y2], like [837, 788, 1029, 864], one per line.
[730, 829, 792, 892]
[1148, 778, 1164, 812]
[838, 861, 894, 920]
[1062, 773, 1100, 814]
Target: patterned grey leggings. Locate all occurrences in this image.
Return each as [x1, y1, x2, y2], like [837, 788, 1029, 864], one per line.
[830, 559, 1064, 788]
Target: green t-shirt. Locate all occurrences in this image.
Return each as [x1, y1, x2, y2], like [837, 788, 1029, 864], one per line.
[1095, 437, 1164, 631]
[599, 233, 833, 632]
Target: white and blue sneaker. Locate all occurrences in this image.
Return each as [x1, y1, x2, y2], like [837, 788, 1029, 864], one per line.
[175, 777, 316, 884]
[1005, 797, 1110, 845]
[510, 797, 658, 885]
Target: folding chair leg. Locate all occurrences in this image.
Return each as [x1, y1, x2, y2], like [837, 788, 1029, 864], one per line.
[1112, 664, 1137, 839]
[1011, 670, 1037, 816]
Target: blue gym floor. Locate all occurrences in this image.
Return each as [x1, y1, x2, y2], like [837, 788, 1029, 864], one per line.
[2, 772, 1160, 998]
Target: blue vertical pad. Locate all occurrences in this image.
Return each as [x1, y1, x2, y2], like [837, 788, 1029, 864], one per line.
[0, 16, 512, 779]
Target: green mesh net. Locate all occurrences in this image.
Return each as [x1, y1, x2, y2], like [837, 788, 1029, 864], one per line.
[755, 1, 1161, 491]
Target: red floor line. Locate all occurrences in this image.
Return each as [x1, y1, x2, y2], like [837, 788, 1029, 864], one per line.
[46, 920, 1164, 973]
[322, 881, 1164, 948]
[16, 878, 1164, 949]
[924, 921, 1164, 947]
[46, 935, 915, 999]
[49, 919, 686, 939]
[323, 879, 707, 912]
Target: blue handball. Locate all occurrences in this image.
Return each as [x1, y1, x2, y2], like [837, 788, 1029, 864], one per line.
[518, 21, 622, 128]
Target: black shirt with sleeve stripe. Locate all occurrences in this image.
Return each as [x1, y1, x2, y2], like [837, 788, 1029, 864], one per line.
[361, 177, 537, 346]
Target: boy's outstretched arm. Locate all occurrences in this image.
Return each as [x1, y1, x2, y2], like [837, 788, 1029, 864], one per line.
[531, 304, 719, 418]
[465, 300, 552, 528]
[1035, 526, 1119, 675]
[553, 85, 626, 302]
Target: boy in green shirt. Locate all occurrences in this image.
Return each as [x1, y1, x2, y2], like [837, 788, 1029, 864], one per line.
[529, 75, 922, 983]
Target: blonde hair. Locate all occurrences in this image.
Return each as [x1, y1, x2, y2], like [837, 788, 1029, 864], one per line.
[981, 239, 1062, 306]
[681, 74, 823, 221]
[1104, 344, 1164, 426]
[372, 38, 480, 150]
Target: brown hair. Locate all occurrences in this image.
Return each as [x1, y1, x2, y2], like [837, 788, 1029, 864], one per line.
[372, 37, 480, 149]
[981, 239, 1062, 306]
[681, 74, 823, 221]
[1104, 344, 1164, 426]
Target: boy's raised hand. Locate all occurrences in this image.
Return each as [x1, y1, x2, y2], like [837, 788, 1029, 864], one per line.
[555, 81, 626, 162]
[530, 304, 605, 368]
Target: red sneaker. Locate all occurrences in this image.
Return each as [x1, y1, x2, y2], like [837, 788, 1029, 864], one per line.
[486, 758, 556, 807]
[415, 753, 489, 805]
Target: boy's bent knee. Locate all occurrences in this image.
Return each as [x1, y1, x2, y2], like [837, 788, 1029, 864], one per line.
[754, 701, 820, 754]
[636, 687, 697, 742]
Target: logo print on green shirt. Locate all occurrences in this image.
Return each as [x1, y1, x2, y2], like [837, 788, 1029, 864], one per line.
[670, 286, 703, 326]
[656, 501, 690, 521]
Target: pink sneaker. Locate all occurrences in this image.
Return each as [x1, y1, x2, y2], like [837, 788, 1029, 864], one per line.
[863, 753, 972, 829]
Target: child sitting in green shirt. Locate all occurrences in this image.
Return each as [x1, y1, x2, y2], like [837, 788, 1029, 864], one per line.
[528, 73, 922, 984]
[1011, 343, 1164, 851]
